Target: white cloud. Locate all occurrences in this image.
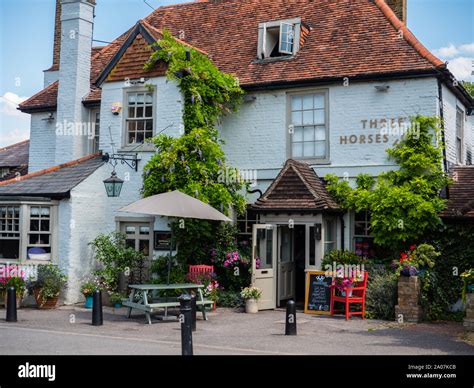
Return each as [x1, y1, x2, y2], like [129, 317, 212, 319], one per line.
[447, 57, 473, 82]
[432, 42, 474, 82]
[459, 43, 474, 55]
[0, 92, 28, 117]
[0, 92, 31, 147]
[433, 43, 459, 58]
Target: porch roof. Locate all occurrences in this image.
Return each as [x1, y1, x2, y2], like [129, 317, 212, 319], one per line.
[252, 159, 341, 213]
[0, 154, 103, 199]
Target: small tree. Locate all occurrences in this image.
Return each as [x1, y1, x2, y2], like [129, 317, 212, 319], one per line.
[89, 232, 144, 291]
[325, 116, 450, 252]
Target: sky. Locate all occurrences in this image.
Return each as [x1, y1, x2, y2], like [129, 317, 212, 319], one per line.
[0, 0, 473, 147]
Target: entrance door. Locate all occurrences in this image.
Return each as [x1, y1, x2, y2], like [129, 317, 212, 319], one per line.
[252, 224, 277, 310]
[278, 226, 295, 304]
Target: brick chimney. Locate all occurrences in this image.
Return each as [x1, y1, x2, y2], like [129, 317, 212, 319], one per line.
[43, 0, 62, 87]
[55, 0, 96, 165]
[385, 0, 407, 24]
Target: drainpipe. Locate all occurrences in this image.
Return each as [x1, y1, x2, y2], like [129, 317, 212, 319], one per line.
[340, 213, 345, 250]
[437, 78, 449, 174]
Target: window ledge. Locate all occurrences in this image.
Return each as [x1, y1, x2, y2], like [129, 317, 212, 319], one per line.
[119, 144, 157, 153]
[292, 158, 331, 166]
[252, 55, 296, 64]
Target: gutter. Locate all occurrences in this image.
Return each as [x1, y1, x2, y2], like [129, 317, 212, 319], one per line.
[243, 69, 439, 92]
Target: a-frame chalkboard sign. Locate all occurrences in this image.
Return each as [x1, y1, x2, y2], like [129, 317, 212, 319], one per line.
[304, 271, 333, 315]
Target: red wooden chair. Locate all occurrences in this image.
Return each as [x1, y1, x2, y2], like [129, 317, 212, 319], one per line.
[330, 271, 368, 320]
[187, 265, 216, 311]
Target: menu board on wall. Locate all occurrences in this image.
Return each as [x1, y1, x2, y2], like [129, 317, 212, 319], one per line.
[304, 271, 333, 315]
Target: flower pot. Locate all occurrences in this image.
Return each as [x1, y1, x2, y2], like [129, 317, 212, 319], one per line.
[84, 296, 93, 309]
[341, 290, 353, 297]
[245, 298, 258, 314]
[33, 288, 59, 309]
[114, 303, 122, 309]
[468, 284, 474, 293]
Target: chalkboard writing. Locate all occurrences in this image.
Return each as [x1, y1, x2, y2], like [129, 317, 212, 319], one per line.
[304, 271, 332, 315]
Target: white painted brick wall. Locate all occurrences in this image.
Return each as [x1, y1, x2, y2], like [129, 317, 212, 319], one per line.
[221, 77, 439, 182]
[59, 76, 183, 303]
[28, 113, 57, 172]
[442, 84, 472, 167]
[99, 78, 184, 154]
[55, 0, 94, 165]
[43, 70, 59, 88]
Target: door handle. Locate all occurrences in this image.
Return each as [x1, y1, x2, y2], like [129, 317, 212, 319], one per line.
[261, 270, 268, 274]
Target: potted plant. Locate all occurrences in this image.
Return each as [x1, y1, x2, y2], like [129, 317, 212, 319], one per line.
[29, 264, 67, 309]
[241, 286, 262, 313]
[109, 292, 126, 308]
[80, 280, 99, 309]
[1, 276, 26, 308]
[334, 269, 365, 297]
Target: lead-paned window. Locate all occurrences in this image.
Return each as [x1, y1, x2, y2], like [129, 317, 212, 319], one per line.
[0, 206, 20, 260]
[126, 92, 154, 145]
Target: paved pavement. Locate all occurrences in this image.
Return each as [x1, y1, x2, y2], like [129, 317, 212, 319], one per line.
[0, 306, 472, 355]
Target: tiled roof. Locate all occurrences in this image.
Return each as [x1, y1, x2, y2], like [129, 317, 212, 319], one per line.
[20, 0, 471, 112]
[0, 153, 103, 199]
[19, 81, 58, 112]
[441, 166, 474, 219]
[252, 159, 341, 212]
[0, 140, 29, 168]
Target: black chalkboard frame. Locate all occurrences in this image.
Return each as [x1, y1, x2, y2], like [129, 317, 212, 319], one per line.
[304, 271, 333, 315]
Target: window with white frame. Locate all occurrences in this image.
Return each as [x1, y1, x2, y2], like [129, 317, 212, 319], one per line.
[91, 110, 100, 153]
[126, 92, 154, 145]
[324, 219, 336, 255]
[258, 19, 299, 59]
[0, 206, 20, 260]
[456, 107, 464, 164]
[27, 206, 51, 259]
[290, 92, 328, 159]
[0, 204, 55, 262]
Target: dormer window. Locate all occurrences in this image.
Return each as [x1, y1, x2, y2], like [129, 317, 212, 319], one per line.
[258, 18, 302, 60]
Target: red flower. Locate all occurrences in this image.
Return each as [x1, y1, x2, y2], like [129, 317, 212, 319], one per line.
[410, 245, 416, 251]
[400, 253, 408, 262]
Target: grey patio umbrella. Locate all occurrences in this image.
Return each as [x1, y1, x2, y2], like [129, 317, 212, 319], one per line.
[119, 190, 231, 284]
[119, 190, 232, 222]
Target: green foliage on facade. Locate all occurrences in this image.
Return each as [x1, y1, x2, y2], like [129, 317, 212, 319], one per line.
[143, 31, 246, 215]
[89, 232, 144, 291]
[461, 81, 474, 98]
[325, 116, 450, 251]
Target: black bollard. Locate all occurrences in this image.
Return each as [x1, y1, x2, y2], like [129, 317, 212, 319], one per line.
[178, 294, 193, 356]
[6, 287, 17, 322]
[190, 294, 197, 332]
[285, 300, 297, 335]
[92, 290, 103, 326]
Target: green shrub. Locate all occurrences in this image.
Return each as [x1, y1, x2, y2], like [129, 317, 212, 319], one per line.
[365, 268, 397, 320]
[218, 291, 243, 308]
[422, 223, 474, 321]
[322, 250, 365, 269]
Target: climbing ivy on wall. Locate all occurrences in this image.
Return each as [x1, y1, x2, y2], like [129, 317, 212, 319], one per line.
[325, 116, 450, 252]
[142, 31, 247, 264]
[142, 30, 246, 215]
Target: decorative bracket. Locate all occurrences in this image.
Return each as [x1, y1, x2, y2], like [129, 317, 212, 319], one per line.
[102, 152, 139, 172]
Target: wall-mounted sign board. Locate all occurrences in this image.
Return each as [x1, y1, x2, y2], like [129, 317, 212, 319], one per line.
[304, 271, 333, 315]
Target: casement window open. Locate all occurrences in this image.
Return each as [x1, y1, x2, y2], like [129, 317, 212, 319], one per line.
[258, 18, 301, 59]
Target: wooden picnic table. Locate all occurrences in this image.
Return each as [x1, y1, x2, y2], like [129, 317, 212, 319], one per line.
[123, 283, 214, 324]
